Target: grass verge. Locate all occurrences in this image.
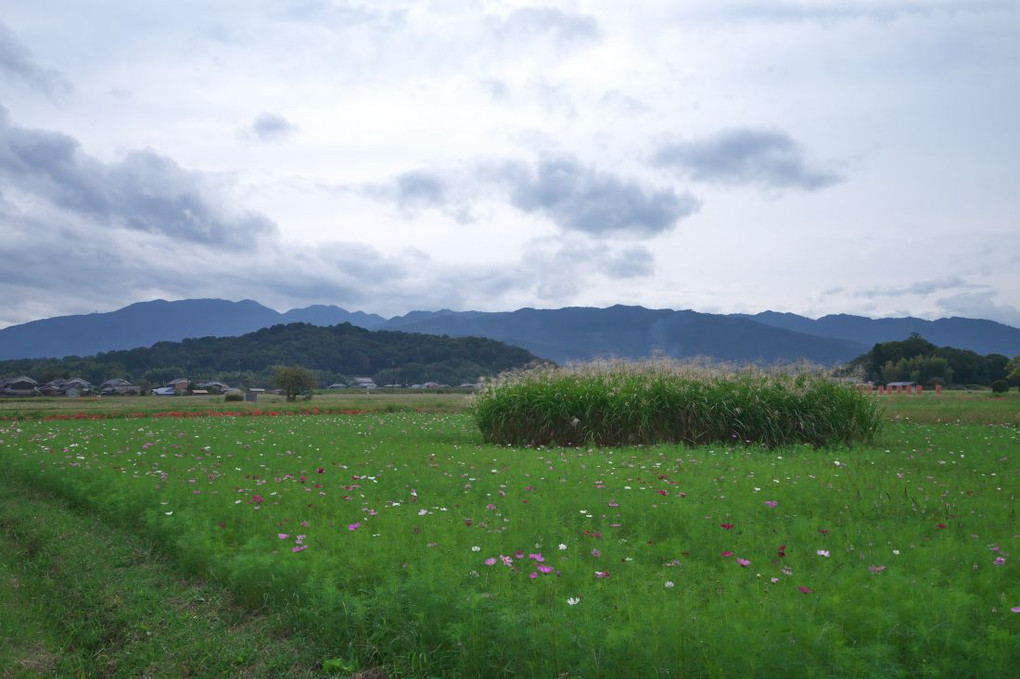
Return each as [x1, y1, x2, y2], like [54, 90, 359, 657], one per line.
[0, 476, 350, 678]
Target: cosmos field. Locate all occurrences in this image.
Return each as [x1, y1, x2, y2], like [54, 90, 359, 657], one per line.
[1, 396, 1017, 677]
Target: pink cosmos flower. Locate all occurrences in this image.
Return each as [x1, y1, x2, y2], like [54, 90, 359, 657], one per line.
[1012, 607, 1020, 613]
[765, 500, 778, 508]
[869, 565, 887, 574]
[720, 523, 734, 530]
[595, 570, 610, 579]
[291, 544, 308, 553]
[317, 467, 325, 473]
[737, 558, 751, 567]
[277, 533, 289, 539]
[538, 565, 554, 574]
[993, 557, 1006, 566]
[347, 522, 360, 531]
[484, 557, 497, 566]
[529, 572, 538, 580]
[721, 551, 734, 557]
[798, 586, 813, 594]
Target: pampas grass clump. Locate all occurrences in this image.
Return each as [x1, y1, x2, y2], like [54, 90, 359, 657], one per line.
[473, 358, 881, 448]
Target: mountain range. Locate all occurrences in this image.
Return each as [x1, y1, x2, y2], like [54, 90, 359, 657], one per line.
[1, 299, 1018, 365]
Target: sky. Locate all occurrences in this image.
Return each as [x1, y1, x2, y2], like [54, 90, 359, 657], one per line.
[1, 0, 1019, 329]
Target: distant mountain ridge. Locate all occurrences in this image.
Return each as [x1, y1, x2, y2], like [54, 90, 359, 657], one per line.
[1, 299, 1018, 364]
[0, 299, 386, 360]
[737, 311, 1020, 357]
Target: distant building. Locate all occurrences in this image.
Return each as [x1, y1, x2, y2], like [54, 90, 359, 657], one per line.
[167, 377, 190, 393]
[196, 381, 231, 394]
[1, 376, 39, 396]
[40, 377, 95, 397]
[100, 378, 141, 396]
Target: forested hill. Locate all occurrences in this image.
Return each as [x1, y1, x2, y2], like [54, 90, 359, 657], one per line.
[0, 323, 544, 388]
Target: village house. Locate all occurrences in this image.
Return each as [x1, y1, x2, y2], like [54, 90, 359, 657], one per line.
[40, 377, 94, 397]
[196, 381, 232, 394]
[1, 376, 40, 396]
[100, 378, 142, 396]
[167, 377, 190, 393]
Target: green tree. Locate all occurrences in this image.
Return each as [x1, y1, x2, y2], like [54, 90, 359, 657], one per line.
[373, 367, 404, 386]
[272, 365, 318, 401]
[1007, 355, 1020, 386]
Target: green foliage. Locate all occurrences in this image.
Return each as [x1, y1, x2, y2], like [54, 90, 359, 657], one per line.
[0, 322, 542, 389]
[853, 334, 1008, 387]
[224, 392, 244, 402]
[991, 379, 1009, 394]
[1, 413, 1017, 677]
[272, 364, 318, 401]
[880, 354, 953, 386]
[1007, 355, 1020, 384]
[474, 359, 882, 448]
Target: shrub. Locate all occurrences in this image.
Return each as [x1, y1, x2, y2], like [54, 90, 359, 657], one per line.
[473, 359, 882, 449]
[991, 380, 1009, 394]
[224, 392, 244, 402]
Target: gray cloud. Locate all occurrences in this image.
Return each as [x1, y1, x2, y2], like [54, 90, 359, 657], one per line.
[395, 170, 447, 210]
[652, 128, 844, 191]
[0, 21, 73, 97]
[852, 276, 983, 299]
[936, 290, 1020, 328]
[362, 154, 697, 236]
[514, 238, 657, 300]
[0, 106, 276, 249]
[246, 112, 297, 142]
[491, 6, 601, 50]
[605, 247, 655, 278]
[361, 168, 475, 223]
[490, 155, 700, 237]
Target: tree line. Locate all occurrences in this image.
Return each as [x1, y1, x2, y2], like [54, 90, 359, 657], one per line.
[0, 322, 544, 390]
[850, 333, 1019, 388]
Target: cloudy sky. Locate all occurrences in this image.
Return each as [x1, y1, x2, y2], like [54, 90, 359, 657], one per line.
[2, 1, 1018, 329]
